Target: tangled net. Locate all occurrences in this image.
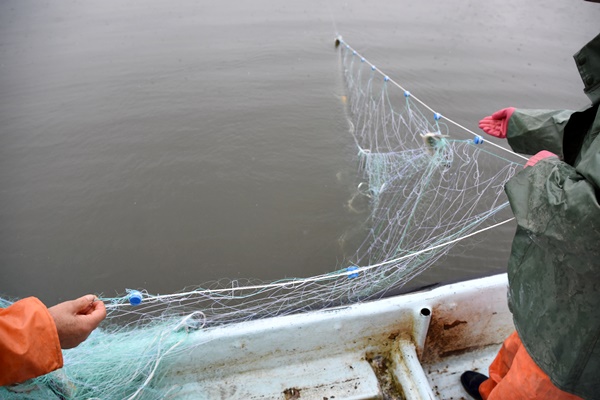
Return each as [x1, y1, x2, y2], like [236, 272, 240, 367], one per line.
[1, 38, 525, 399]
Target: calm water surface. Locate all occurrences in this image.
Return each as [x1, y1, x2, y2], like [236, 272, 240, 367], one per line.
[1, 0, 598, 305]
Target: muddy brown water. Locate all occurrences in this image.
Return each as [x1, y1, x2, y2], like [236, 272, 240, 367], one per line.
[1, 0, 598, 305]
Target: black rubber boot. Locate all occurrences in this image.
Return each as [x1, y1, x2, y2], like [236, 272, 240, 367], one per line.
[460, 371, 488, 400]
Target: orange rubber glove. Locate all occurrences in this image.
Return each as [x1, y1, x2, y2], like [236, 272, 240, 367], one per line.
[524, 150, 557, 168]
[478, 107, 516, 139]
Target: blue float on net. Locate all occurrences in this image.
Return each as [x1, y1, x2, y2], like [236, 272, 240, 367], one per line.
[384, 76, 389, 82]
[473, 135, 484, 145]
[347, 266, 359, 279]
[371, 65, 376, 71]
[404, 90, 411, 98]
[434, 112, 442, 121]
[128, 290, 143, 306]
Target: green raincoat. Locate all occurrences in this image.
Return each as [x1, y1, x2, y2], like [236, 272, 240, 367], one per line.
[504, 33, 600, 400]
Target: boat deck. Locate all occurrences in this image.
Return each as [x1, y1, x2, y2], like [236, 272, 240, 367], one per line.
[161, 274, 512, 399]
[426, 344, 499, 400]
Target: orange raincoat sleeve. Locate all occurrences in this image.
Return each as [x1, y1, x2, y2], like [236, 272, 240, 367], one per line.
[0, 297, 63, 386]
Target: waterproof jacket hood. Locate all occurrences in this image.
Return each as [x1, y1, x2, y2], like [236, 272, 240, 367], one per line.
[575, 32, 600, 105]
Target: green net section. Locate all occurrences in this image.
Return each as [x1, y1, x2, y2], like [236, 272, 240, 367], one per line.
[1, 38, 524, 399]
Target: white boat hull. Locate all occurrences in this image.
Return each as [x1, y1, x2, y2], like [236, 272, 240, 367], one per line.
[158, 274, 513, 399]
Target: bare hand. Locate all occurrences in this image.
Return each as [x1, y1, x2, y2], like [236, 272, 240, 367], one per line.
[48, 295, 107, 349]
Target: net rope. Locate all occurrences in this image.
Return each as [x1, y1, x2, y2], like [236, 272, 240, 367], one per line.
[1, 38, 524, 399]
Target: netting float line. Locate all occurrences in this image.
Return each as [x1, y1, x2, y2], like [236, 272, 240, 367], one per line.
[1, 37, 525, 399]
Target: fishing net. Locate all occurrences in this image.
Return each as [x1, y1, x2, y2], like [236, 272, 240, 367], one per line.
[1, 38, 525, 399]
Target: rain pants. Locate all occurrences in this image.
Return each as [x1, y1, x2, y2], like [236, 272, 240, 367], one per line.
[480, 332, 583, 400]
[0, 297, 63, 386]
[484, 32, 600, 400]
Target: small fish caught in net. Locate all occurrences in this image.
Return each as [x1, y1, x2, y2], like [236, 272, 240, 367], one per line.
[1, 37, 526, 399]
